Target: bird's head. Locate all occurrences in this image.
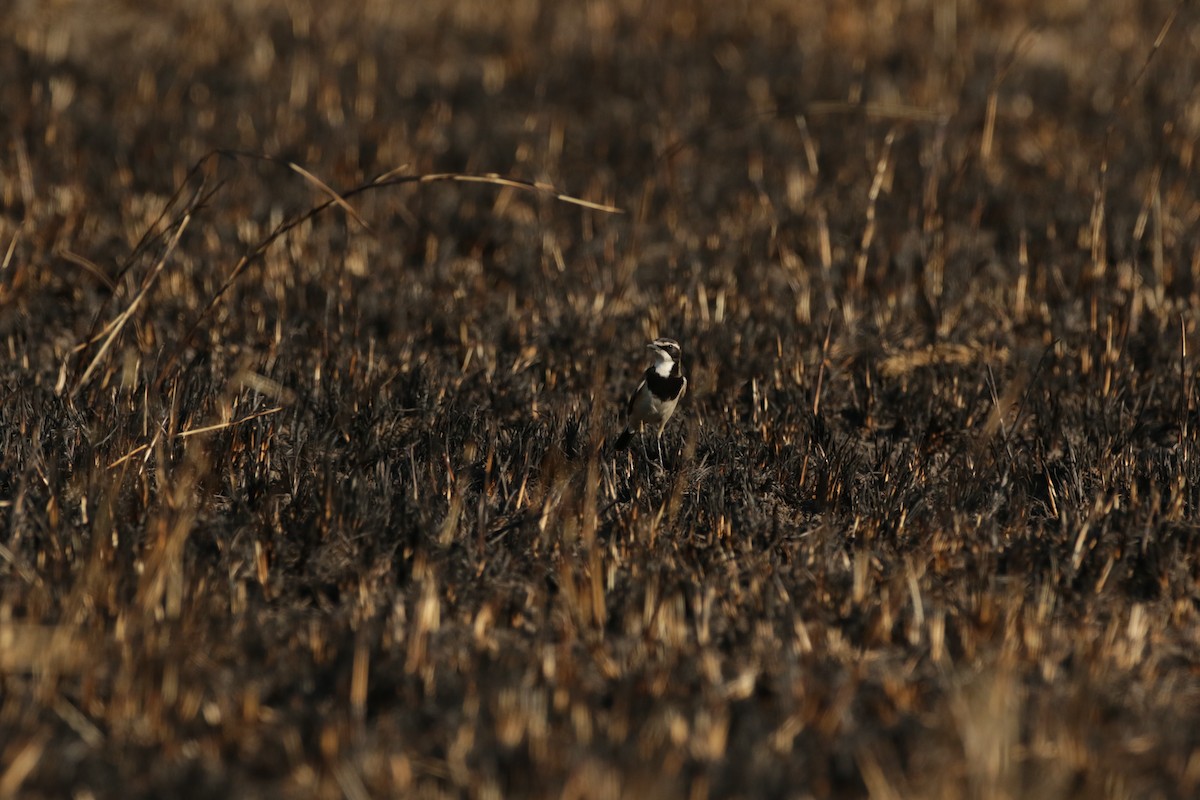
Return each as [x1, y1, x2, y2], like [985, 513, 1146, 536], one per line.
[648, 338, 682, 366]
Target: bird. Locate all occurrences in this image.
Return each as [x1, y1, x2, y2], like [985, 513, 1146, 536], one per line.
[614, 337, 687, 462]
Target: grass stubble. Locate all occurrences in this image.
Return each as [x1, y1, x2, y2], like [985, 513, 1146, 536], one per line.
[2, 0, 1200, 798]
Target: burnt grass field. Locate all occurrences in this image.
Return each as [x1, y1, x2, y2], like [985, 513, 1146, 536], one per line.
[3, 1, 1200, 798]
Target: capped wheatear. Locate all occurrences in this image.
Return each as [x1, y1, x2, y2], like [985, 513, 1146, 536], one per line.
[614, 337, 687, 461]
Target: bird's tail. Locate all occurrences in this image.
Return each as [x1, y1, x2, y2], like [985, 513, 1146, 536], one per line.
[613, 428, 634, 450]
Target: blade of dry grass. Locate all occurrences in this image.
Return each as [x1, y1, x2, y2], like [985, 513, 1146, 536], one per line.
[72, 213, 191, 392]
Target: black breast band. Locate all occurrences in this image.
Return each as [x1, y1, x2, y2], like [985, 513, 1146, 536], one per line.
[645, 370, 685, 401]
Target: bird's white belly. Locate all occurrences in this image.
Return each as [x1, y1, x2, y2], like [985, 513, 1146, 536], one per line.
[631, 387, 676, 429]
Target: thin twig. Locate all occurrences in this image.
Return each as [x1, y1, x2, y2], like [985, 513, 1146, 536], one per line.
[149, 150, 623, 391]
[288, 161, 372, 232]
[175, 406, 283, 439]
[74, 213, 191, 391]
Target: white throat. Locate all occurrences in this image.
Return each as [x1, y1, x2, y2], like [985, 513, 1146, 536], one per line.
[651, 353, 675, 377]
